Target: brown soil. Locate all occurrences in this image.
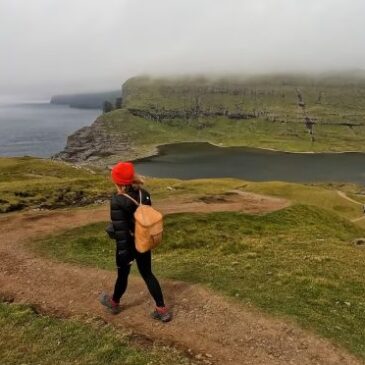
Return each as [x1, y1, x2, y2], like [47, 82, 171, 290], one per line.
[0, 193, 363, 365]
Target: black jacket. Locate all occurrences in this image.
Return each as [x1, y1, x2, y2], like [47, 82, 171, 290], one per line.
[110, 186, 151, 247]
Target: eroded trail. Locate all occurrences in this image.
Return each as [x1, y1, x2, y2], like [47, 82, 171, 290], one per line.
[0, 193, 362, 365]
[336, 190, 365, 223]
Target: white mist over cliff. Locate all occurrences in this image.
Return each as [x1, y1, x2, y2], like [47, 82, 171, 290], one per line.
[1, 0, 365, 96]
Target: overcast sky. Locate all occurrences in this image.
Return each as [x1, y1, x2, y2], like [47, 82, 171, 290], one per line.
[1, 0, 364, 98]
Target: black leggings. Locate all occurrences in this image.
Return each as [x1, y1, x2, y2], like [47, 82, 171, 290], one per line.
[112, 246, 165, 307]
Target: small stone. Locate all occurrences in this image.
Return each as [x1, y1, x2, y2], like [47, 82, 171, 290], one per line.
[344, 302, 351, 306]
[353, 238, 365, 246]
[247, 252, 258, 259]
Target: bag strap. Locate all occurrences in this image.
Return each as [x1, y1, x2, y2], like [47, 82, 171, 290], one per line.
[120, 190, 142, 206]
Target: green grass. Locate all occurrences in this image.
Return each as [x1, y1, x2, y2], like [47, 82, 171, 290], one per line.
[146, 178, 363, 220]
[0, 302, 192, 365]
[2, 157, 364, 222]
[99, 109, 365, 164]
[34, 204, 365, 358]
[241, 180, 363, 219]
[0, 157, 112, 213]
[122, 74, 365, 116]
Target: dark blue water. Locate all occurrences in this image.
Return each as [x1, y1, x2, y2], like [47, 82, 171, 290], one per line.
[0, 102, 100, 157]
[134, 142, 365, 185]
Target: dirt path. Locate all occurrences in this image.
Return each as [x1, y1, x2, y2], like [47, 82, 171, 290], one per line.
[336, 190, 365, 223]
[352, 216, 365, 223]
[0, 193, 363, 365]
[337, 190, 363, 206]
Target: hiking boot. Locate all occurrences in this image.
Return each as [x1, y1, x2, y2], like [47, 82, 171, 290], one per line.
[151, 306, 172, 322]
[99, 292, 122, 315]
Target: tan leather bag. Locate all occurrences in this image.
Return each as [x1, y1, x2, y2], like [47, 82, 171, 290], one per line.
[122, 190, 163, 253]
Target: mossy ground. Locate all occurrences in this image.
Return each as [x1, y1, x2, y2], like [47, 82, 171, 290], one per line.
[0, 302, 193, 365]
[34, 204, 365, 359]
[0, 157, 112, 213]
[2, 157, 365, 359]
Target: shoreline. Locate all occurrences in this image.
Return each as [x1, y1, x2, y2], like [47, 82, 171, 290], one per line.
[2, 140, 365, 162]
[131, 140, 365, 163]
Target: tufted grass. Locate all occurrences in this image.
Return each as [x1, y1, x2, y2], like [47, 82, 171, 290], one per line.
[34, 204, 365, 358]
[0, 302, 193, 365]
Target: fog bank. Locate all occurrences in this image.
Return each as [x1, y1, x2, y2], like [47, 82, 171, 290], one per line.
[1, 0, 364, 97]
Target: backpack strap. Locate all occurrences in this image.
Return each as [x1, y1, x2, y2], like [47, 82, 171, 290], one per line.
[120, 189, 142, 206]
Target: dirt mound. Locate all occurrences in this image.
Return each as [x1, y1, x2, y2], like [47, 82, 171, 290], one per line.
[0, 194, 362, 365]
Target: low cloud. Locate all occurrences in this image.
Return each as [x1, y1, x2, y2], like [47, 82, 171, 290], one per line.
[1, 0, 364, 97]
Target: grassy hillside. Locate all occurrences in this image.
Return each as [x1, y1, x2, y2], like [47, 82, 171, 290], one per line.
[0, 157, 111, 213]
[117, 74, 365, 153]
[122, 74, 365, 121]
[2, 157, 364, 219]
[98, 109, 324, 159]
[1, 157, 364, 219]
[34, 205, 365, 358]
[55, 74, 365, 163]
[3, 157, 365, 359]
[0, 302, 192, 365]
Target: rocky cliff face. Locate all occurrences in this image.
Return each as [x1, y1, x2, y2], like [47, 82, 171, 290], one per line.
[55, 74, 365, 164]
[127, 107, 258, 121]
[54, 106, 260, 164]
[53, 117, 130, 163]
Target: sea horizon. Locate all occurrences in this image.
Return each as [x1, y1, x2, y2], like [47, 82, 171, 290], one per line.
[0, 102, 100, 157]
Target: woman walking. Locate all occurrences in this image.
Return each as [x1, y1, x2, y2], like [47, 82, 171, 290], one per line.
[99, 161, 172, 322]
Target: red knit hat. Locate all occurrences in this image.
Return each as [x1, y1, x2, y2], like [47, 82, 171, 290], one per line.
[111, 162, 135, 185]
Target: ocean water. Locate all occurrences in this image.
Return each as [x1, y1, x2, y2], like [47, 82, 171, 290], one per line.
[0, 102, 100, 157]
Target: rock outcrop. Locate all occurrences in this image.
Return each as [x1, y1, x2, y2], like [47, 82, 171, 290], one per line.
[127, 107, 258, 121]
[55, 106, 262, 163]
[53, 118, 130, 163]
